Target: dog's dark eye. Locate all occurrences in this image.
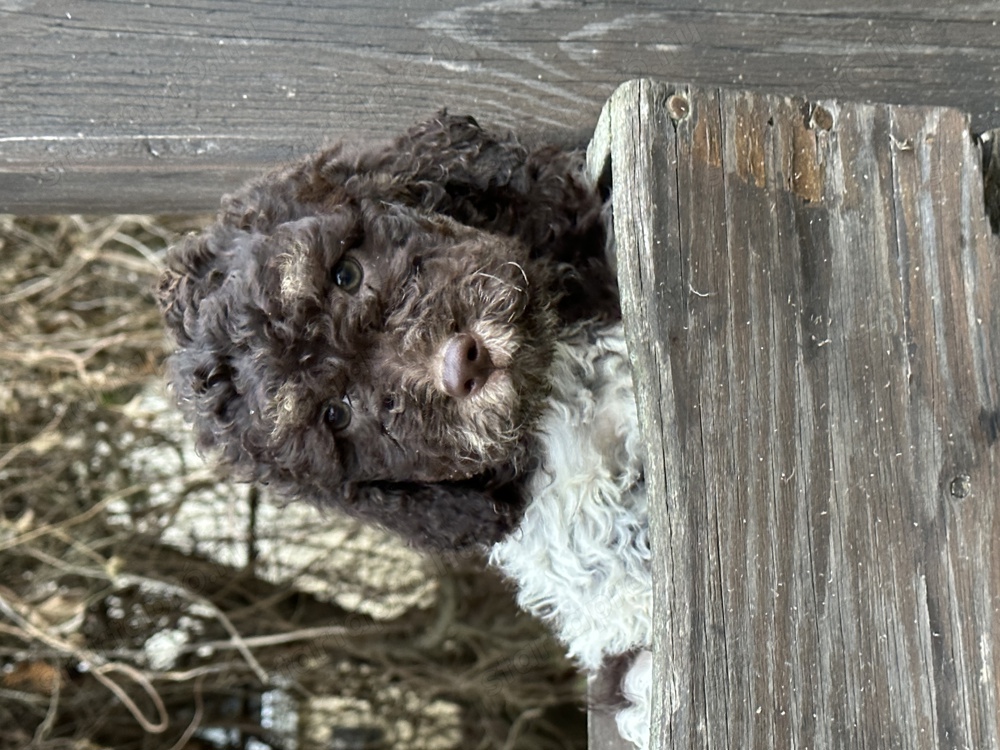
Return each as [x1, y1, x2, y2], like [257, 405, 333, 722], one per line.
[322, 399, 352, 432]
[331, 257, 363, 294]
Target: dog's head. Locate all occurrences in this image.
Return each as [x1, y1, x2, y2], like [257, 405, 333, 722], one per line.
[157, 115, 611, 551]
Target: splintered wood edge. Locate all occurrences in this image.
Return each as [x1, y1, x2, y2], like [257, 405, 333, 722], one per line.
[596, 77, 682, 749]
[585, 93, 613, 188]
[583, 79, 657, 750]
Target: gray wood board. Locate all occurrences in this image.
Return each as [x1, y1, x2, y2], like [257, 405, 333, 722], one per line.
[589, 706, 631, 750]
[599, 79, 1000, 748]
[2, 1, 1000, 213]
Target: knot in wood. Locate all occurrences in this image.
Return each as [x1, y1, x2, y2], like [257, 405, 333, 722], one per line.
[667, 94, 690, 121]
[809, 105, 834, 131]
[949, 474, 972, 499]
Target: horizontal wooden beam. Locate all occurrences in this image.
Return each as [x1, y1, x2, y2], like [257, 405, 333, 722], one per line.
[602, 79, 1000, 749]
[3, 1, 1000, 213]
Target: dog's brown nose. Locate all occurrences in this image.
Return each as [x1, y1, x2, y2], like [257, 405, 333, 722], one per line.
[441, 333, 493, 398]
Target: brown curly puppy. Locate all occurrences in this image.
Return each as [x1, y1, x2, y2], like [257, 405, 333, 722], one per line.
[158, 114, 656, 749]
[157, 114, 616, 551]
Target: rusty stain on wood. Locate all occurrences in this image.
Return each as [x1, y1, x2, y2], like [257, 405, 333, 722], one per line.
[790, 110, 824, 203]
[691, 95, 722, 170]
[733, 95, 767, 188]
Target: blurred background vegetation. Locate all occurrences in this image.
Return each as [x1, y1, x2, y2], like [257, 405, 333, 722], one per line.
[0, 215, 586, 750]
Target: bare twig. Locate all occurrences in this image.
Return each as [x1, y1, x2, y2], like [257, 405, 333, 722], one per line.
[0, 485, 144, 553]
[31, 680, 60, 745]
[0, 587, 168, 733]
[112, 573, 270, 685]
[165, 675, 205, 750]
[91, 662, 168, 734]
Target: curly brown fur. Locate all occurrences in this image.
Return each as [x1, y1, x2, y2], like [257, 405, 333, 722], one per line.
[157, 113, 616, 552]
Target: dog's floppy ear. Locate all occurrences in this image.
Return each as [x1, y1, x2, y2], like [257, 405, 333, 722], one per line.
[319, 113, 531, 224]
[245, 113, 600, 250]
[156, 226, 242, 346]
[302, 113, 614, 321]
[207, 113, 615, 322]
[340, 480, 526, 553]
[156, 226, 262, 473]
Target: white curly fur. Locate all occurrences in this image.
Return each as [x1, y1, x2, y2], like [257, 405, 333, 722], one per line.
[489, 321, 653, 749]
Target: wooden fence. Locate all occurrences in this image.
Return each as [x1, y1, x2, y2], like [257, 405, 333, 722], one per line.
[2, 1, 1000, 214]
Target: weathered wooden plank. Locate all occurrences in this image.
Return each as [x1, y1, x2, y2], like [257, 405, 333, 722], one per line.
[2, 1, 1000, 213]
[607, 79, 1000, 749]
[605, 79, 687, 749]
[588, 706, 630, 750]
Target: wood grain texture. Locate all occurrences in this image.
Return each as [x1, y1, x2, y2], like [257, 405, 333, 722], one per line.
[2, 1, 1000, 213]
[588, 706, 631, 750]
[606, 79, 1000, 749]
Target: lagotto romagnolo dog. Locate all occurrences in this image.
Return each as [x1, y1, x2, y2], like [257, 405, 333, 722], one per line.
[156, 114, 653, 747]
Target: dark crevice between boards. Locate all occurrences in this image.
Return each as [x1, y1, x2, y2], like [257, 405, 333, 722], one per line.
[981, 129, 1000, 235]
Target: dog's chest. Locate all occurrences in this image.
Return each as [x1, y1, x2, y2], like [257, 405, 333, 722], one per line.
[489, 323, 652, 669]
[534, 328, 643, 494]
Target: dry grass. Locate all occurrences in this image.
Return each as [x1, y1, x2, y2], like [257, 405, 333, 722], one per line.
[0, 215, 585, 750]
